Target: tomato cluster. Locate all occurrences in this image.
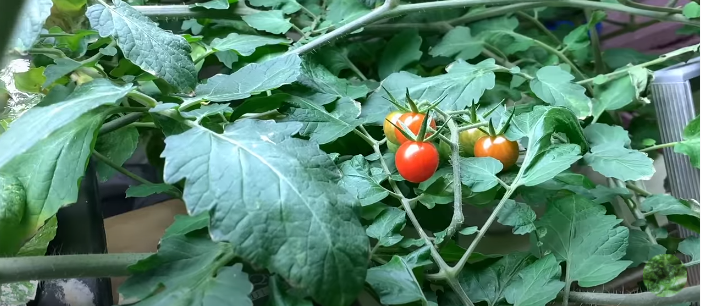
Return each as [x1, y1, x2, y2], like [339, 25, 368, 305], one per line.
[384, 111, 439, 183]
[383, 91, 519, 183]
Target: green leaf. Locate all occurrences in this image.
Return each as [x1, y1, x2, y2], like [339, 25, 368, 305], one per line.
[504, 105, 549, 141]
[603, 48, 656, 70]
[503, 254, 565, 306]
[162, 214, 210, 240]
[678, 236, 699, 261]
[242, 10, 293, 35]
[674, 116, 700, 168]
[12, 0, 53, 52]
[181, 19, 203, 35]
[297, 59, 368, 100]
[87, 0, 197, 92]
[0, 79, 132, 170]
[268, 275, 313, 306]
[529, 66, 592, 118]
[593, 66, 650, 119]
[361, 59, 497, 124]
[378, 29, 423, 79]
[180, 104, 233, 122]
[326, 0, 370, 26]
[643, 254, 687, 297]
[126, 184, 181, 198]
[43, 58, 83, 89]
[194, 54, 302, 102]
[496, 200, 536, 235]
[562, 11, 606, 51]
[683, 2, 700, 19]
[282, 95, 363, 144]
[210, 33, 290, 56]
[471, 16, 533, 55]
[338, 155, 389, 206]
[641, 194, 700, 217]
[517, 107, 588, 187]
[366, 207, 406, 247]
[520, 144, 582, 187]
[624, 229, 667, 267]
[583, 124, 655, 181]
[190, 0, 232, 9]
[589, 185, 632, 204]
[429, 26, 483, 60]
[94, 126, 139, 182]
[161, 119, 368, 306]
[215, 51, 238, 68]
[459, 226, 478, 236]
[459, 252, 535, 306]
[120, 239, 253, 305]
[459, 157, 502, 192]
[536, 194, 632, 287]
[14, 67, 47, 93]
[315, 47, 353, 75]
[366, 256, 429, 305]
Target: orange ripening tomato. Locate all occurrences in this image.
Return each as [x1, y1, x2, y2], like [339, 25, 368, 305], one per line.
[395, 141, 439, 183]
[474, 135, 519, 170]
[393, 113, 436, 144]
[383, 111, 403, 144]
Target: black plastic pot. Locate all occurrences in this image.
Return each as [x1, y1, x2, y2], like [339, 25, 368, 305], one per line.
[28, 162, 113, 306]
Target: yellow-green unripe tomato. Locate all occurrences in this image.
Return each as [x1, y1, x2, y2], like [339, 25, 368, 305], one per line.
[458, 128, 488, 157]
[383, 111, 403, 144]
[387, 140, 400, 153]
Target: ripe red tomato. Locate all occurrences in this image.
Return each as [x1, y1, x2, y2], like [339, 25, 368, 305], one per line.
[383, 111, 403, 144]
[395, 141, 439, 183]
[458, 128, 487, 157]
[393, 113, 436, 144]
[474, 135, 519, 170]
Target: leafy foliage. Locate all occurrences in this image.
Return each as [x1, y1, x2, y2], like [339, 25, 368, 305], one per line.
[1, 1, 699, 306]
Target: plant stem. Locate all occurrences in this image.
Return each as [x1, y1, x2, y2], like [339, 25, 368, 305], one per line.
[513, 32, 591, 87]
[626, 182, 652, 197]
[128, 122, 157, 129]
[81, 40, 117, 65]
[640, 141, 678, 152]
[684, 260, 700, 267]
[0, 253, 151, 284]
[565, 285, 700, 306]
[435, 110, 465, 244]
[289, 0, 397, 55]
[457, 122, 488, 132]
[578, 44, 699, 85]
[99, 113, 144, 135]
[621, 0, 683, 14]
[345, 57, 368, 81]
[132, 3, 260, 19]
[585, 10, 605, 75]
[614, 179, 658, 244]
[515, 11, 562, 46]
[27, 48, 65, 57]
[299, 5, 317, 19]
[128, 90, 158, 108]
[451, 186, 517, 274]
[563, 271, 572, 306]
[91, 149, 154, 186]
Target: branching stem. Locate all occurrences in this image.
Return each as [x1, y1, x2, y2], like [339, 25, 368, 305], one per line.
[91, 150, 154, 186]
[0, 253, 151, 284]
[640, 141, 678, 152]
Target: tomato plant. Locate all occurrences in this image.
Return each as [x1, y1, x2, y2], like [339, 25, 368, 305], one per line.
[0, 0, 700, 306]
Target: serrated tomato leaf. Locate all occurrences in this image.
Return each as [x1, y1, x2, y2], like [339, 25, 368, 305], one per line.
[194, 54, 302, 102]
[161, 119, 368, 306]
[529, 66, 592, 118]
[674, 116, 700, 168]
[536, 194, 632, 287]
[282, 95, 363, 144]
[86, 0, 197, 92]
[338, 155, 389, 206]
